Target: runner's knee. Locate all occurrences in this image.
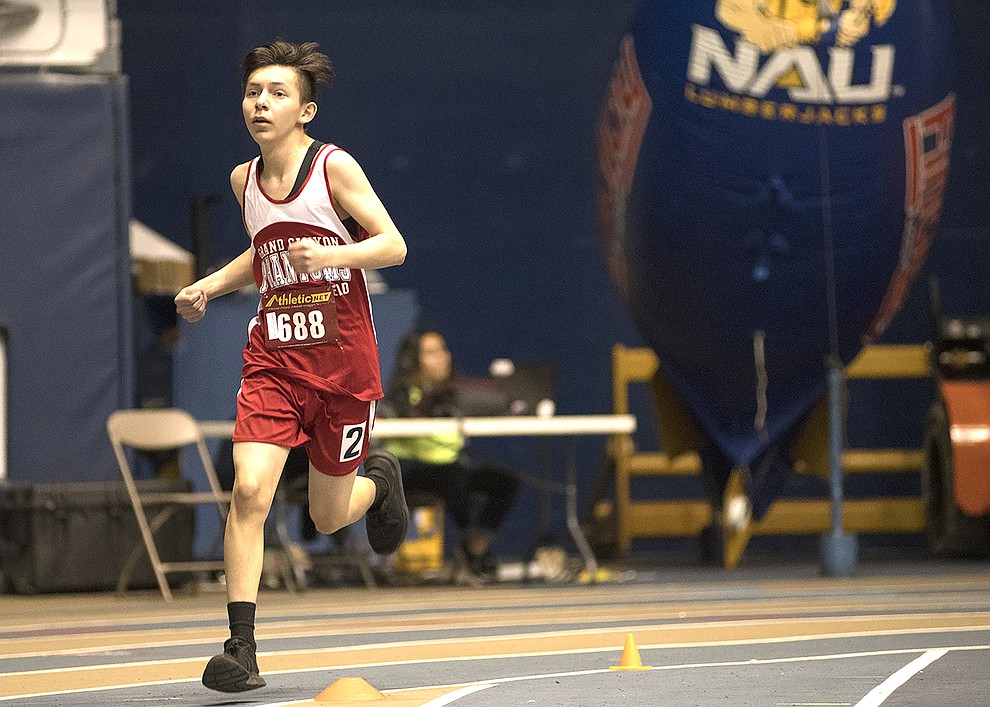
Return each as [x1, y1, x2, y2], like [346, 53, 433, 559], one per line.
[231, 478, 274, 518]
[309, 507, 348, 535]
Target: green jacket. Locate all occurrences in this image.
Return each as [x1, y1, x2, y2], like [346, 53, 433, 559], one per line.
[382, 385, 465, 464]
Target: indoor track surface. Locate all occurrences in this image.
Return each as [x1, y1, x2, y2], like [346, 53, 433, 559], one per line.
[1, 561, 988, 706]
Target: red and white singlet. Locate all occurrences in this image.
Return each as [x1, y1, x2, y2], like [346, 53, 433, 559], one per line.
[240, 143, 382, 401]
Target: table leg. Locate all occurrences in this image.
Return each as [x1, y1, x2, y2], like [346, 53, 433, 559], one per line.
[565, 436, 598, 577]
[537, 437, 554, 543]
[523, 438, 556, 582]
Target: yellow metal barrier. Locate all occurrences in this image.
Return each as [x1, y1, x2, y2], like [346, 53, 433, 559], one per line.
[608, 343, 930, 566]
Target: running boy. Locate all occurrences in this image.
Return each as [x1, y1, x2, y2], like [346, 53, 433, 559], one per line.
[174, 40, 408, 693]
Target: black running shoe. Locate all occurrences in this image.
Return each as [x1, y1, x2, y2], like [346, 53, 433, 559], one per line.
[202, 637, 266, 693]
[364, 449, 409, 555]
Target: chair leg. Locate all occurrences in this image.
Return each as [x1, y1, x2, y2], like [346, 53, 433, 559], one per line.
[334, 528, 377, 589]
[349, 539, 377, 589]
[118, 506, 180, 596]
[271, 490, 307, 591]
[116, 542, 145, 595]
[126, 503, 174, 601]
[271, 490, 377, 589]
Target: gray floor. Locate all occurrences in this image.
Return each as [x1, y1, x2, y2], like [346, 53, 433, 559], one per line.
[1, 557, 988, 706]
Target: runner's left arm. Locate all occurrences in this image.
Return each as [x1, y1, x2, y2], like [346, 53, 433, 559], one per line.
[286, 150, 406, 274]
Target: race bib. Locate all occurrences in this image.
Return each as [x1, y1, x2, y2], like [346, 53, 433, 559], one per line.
[261, 289, 339, 350]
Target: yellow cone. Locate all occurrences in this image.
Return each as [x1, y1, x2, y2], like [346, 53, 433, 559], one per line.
[315, 676, 386, 702]
[609, 632, 651, 670]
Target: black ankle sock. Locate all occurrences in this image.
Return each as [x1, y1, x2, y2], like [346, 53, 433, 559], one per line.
[227, 601, 256, 648]
[370, 474, 388, 511]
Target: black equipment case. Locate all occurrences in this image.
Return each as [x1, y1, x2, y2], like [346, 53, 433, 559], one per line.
[0, 479, 195, 594]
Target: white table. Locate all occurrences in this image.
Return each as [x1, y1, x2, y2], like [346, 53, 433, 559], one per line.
[199, 414, 636, 576]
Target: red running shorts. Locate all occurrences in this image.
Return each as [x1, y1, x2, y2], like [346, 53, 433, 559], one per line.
[233, 371, 376, 476]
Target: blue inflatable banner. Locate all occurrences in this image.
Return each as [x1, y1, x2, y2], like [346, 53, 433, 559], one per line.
[597, 0, 955, 514]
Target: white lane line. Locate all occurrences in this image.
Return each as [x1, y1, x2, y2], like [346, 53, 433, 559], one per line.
[247, 684, 496, 707]
[421, 684, 495, 706]
[0, 643, 981, 702]
[854, 649, 948, 707]
[4, 612, 990, 664]
[262, 642, 990, 679]
[341, 646, 982, 705]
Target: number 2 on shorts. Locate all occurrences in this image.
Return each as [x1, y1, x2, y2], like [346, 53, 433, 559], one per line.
[340, 422, 366, 463]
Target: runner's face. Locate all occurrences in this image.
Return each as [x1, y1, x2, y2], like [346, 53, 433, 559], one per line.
[242, 66, 314, 143]
[418, 333, 452, 384]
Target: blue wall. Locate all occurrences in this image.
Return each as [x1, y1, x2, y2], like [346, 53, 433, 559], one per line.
[118, 1, 990, 556]
[0, 75, 133, 483]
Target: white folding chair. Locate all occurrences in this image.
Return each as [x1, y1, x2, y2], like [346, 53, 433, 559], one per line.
[107, 408, 231, 601]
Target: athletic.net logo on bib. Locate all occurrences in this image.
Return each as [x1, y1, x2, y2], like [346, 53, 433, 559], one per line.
[262, 289, 339, 350]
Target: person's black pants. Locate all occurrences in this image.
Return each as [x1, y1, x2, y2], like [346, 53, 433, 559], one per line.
[400, 457, 519, 541]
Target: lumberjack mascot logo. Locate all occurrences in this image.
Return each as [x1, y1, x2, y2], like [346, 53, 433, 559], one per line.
[714, 0, 896, 52]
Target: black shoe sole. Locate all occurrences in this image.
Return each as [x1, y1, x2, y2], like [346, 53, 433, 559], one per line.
[202, 653, 266, 693]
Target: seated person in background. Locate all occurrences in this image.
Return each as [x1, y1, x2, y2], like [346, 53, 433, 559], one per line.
[379, 329, 520, 579]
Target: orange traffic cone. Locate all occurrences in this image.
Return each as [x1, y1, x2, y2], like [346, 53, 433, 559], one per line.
[609, 632, 651, 670]
[315, 676, 386, 702]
